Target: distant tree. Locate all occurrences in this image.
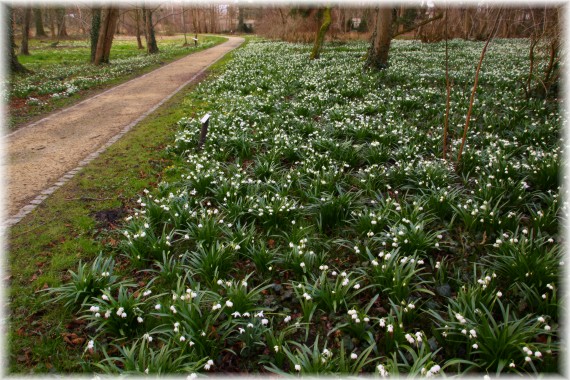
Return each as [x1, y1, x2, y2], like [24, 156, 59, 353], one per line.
[142, 5, 159, 54]
[56, 6, 67, 38]
[20, 7, 32, 55]
[134, 8, 144, 49]
[7, 5, 29, 74]
[93, 6, 119, 65]
[34, 7, 46, 37]
[310, 6, 332, 60]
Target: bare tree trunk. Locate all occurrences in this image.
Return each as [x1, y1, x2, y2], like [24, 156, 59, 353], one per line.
[93, 7, 119, 65]
[21, 7, 31, 55]
[310, 7, 332, 60]
[90, 7, 101, 63]
[7, 5, 30, 74]
[135, 8, 144, 49]
[56, 7, 68, 38]
[144, 6, 159, 54]
[34, 7, 46, 37]
[48, 9, 56, 38]
[365, 7, 392, 70]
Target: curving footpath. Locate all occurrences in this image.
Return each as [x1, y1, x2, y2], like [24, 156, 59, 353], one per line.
[4, 36, 244, 226]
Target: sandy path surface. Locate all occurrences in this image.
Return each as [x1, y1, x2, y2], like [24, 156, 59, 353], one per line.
[6, 36, 244, 219]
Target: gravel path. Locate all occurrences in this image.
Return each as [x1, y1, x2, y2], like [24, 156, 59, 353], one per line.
[5, 36, 244, 225]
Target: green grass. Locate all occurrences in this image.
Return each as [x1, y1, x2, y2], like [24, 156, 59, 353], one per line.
[8, 34, 227, 130]
[6, 37, 248, 373]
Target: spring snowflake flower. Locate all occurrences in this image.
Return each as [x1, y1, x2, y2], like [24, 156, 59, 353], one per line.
[204, 359, 214, 370]
[102, 294, 109, 301]
[187, 374, 197, 379]
[351, 353, 358, 359]
[143, 290, 152, 296]
[284, 315, 292, 323]
[226, 300, 234, 308]
[137, 316, 144, 323]
[295, 364, 301, 371]
[274, 345, 279, 352]
[212, 303, 222, 310]
[180, 336, 186, 342]
[387, 324, 394, 333]
[155, 304, 161, 310]
[261, 318, 269, 325]
[87, 340, 94, 350]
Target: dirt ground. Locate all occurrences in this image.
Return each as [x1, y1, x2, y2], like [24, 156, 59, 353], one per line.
[5, 36, 244, 218]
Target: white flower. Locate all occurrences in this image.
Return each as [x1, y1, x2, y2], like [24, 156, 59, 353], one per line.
[387, 324, 394, 333]
[535, 351, 542, 358]
[261, 318, 269, 325]
[509, 362, 516, 368]
[187, 373, 197, 379]
[102, 294, 109, 301]
[232, 311, 241, 318]
[155, 304, 161, 310]
[143, 290, 152, 296]
[180, 336, 186, 342]
[294, 364, 301, 371]
[204, 359, 214, 370]
[226, 300, 234, 308]
[472, 343, 479, 349]
[137, 316, 144, 323]
[87, 340, 94, 350]
[497, 291, 503, 298]
[545, 325, 551, 331]
[350, 353, 358, 359]
[430, 364, 441, 374]
[170, 305, 177, 314]
[274, 345, 279, 352]
[284, 315, 292, 323]
[538, 316, 545, 323]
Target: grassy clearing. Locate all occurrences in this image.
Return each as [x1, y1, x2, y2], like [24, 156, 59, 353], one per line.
[7, 35, 227, 130]
[7, 38, 243, 374]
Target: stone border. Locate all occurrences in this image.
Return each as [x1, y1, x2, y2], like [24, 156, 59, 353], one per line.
[5, 38, 242, 228]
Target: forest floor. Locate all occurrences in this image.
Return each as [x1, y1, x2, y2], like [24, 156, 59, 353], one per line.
[5, 36, 244, 219]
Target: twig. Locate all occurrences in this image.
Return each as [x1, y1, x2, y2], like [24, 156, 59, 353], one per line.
[443, 7, 451, 160]
[456, 8, 502, 164]
[392, 12, 444, 38]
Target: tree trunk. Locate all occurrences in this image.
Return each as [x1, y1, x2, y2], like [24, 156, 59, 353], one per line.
[34, 7, 46, 37]
[21, 7, 31, 55]
[7, 5, 29, 74]
[93, 7, 119, 65]
[310, 7, 332, 60]
[56, 7, 67, 38]
[90, 7, 101, 63]
[237, 6, 245, 32]
[144, 6, 159, 54]
[48, 9, 56, 38]
[135, 9, 144, 49]
[365, 7, 392, 70]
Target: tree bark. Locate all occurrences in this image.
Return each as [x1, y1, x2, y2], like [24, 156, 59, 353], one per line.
[310, 7, 332, 60]
[144, 6, 159, 54]
[93, 7, 119, 65]
[90, 7, 101, 63]
[7, 5, 29, 74]
[365, 7, 392, 70]
[21, 7, 32, 55]
[34, 7, 46, 37]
